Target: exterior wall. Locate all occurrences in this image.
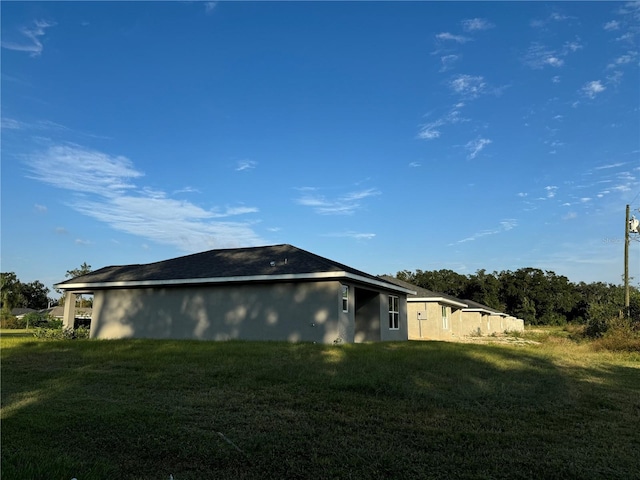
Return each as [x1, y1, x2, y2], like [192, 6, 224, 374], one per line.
[91, 281, 351, 343]
[379, 291, 408, 342]
[407, 301, 457, 341]
[504, 316, 525, 332]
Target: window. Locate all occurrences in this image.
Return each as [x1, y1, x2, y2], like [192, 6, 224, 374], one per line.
[441, 305, 449, 329]
[388, 295, 399, 330]
[342, 285, 349, 312]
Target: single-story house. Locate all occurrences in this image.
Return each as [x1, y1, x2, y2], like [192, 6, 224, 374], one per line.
[10, 308, 37, 319]
[461, 299, 524, 335]
[379, 276, 524, 341]
[55, 244, 415, 343]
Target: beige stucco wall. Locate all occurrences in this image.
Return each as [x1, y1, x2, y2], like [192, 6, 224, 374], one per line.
[408, 301, 524, 341]
[407, 301, 463, 341]
[89, 280, 408, 344]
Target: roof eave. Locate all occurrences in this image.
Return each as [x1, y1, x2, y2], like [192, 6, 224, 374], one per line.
[56, 271, 416, 295]
[408, 297, 468, 308]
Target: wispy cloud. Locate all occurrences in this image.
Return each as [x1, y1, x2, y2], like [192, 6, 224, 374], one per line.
[606, 50, 638, 69]
[545, 185, 558, 198]
[449, 74, 487, 98]
[295, 187, 380, 215]
[581, 80, 606, 99]
[1, 19, 56, 57]
[236, 160, 257, 171]
[523, 40, 582, 69]
[417, 106, 469, 140]
[462, 18, 495, 32]
[435, 32, 472, 43]
[26, 143, 263, 251]
[323, 231, 376, 240]
[204, 2, 217, 14]
[604, 20, 620, 31]
[439, 54, 459, 72]
[465, 137, 492, 159]
[450, 219, 517, 245]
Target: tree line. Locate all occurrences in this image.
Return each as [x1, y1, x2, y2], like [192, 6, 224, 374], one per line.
[1, 263, 92, 314]
[395, 268, 640, 327]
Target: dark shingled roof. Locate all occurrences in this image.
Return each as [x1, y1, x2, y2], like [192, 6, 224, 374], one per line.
[378, 275, 467, 306]
[57, 244, 402, 290]
[460, 299, 506, 315]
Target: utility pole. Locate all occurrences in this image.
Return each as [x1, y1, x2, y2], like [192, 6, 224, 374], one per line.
[624, 204, 630, 318]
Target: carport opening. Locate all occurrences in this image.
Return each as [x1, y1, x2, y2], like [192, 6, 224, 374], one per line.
[354, 287, 381, 342]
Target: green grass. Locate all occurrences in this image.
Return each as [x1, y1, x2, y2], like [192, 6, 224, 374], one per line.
[2, 334, 639, 480]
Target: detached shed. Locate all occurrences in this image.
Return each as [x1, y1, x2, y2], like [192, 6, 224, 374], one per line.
[55, 244, 414, 343]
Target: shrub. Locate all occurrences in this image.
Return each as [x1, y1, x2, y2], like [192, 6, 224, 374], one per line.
[585, 316, 640, 352]
[32, 327, 90, 340]
[0, 314, 25, 329]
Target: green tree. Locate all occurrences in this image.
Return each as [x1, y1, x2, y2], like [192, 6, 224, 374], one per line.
[62, 262, 93, 307]
[464, 269, 503, 310]
[1, 272, 26, 312]
[20, 280, 50, 310]
[65, 262, 92, 280]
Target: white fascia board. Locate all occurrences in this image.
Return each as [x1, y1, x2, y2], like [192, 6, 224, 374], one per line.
[343, 272, 416, 295]
[463, 308, 505, 316]
[409, 297, 468, 308]
[57, 271, 417, 295]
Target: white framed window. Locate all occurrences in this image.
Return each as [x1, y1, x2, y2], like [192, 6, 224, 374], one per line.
[388, 295, 399, 330]
[441, 305, 449, 329]
[342, 285, 349, 312]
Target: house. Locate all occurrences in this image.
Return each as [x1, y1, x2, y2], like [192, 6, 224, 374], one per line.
[460, 299, 524, 336]
[10, 308, 37, 319]
[40, 306, 92, 328]
[379, 276, 524, 341]
[55, 244, 415, 343]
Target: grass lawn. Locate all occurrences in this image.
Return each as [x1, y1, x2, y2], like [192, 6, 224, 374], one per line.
[1, 333, 639, 479]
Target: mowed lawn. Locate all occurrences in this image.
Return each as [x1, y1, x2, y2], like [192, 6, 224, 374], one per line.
[1, 334, 639, 480]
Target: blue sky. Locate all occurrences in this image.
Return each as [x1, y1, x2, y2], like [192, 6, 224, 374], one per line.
[2, 1, 639, 297]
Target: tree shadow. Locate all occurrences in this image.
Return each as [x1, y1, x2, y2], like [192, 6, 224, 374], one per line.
[1, 339, 639, 479]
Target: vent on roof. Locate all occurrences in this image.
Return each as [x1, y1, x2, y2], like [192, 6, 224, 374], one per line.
[270, 261, 276, 267]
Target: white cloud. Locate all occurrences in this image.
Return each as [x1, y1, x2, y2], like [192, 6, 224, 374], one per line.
[34, 204, 47, 213]
[435, 32, 471, 43]
[450, 219, 517, 245]
[545, 185, 558, 198]
[323, 231, 376, 240]
[604, 20, 620, 30]
[440, 54, 459, 72]
[1, 19, 56, 57]
[465, 137, 492, 160]
[581, 80, 606, 99]
[1, 118, 27, 130]
[417, 107, 469, 140]
[449, 74, 487, 97]
[236, 160, 257, 171]
[606, 70, 624, 86]
[523, 41, 582, 69]
[606, 51, 638, 69]
[462, 18, 495, 32]
[409, 161, 421, 168]
[296, 187, 380, 215]
[26, 144, 263, 251]
[204, 2, 217, 14]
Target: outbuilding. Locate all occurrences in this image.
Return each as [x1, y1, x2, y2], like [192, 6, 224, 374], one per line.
[55, 244, 414, 343]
